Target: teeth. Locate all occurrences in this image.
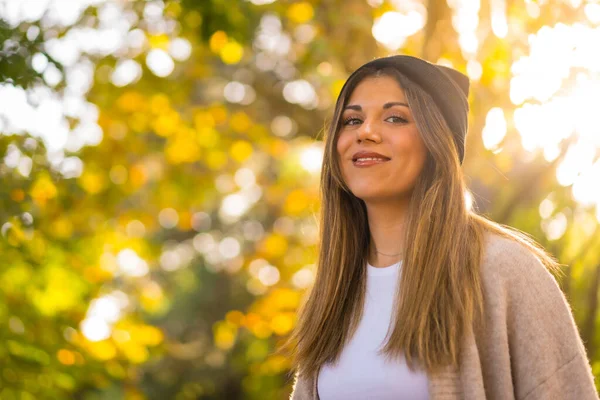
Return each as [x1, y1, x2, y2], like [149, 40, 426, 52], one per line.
[355, 157, 387, 162]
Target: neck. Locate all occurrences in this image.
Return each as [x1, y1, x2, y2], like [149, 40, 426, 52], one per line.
[365, 198, 409, 268]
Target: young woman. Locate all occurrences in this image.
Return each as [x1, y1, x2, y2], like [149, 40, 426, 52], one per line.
[280, 55, 598, 399]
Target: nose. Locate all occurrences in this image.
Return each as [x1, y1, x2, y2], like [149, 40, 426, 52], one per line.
[356, 118, 382, 143]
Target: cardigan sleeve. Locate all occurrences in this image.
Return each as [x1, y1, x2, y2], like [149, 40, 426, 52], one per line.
[500, 240, 598, 400]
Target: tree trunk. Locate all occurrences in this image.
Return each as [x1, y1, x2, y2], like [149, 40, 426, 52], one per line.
[421, 0, 453, 60]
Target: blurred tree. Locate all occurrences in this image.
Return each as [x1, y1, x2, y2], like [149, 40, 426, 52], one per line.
[0, 19, 55, 88]
[1, 0, 600, 399]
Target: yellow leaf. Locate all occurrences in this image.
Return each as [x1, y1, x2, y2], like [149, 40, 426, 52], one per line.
[197, 126, 219, 148]
[220, 41, 244, 65]
[194, 111, 215, 129]
[51, 216, 73, 239]
[246, 340, 269, 361]
[109, 165, 128, 185]
[209, 30, 228, 53]
[230, 140, 253, 163]
[229, 111, 252, 132]
[270, 288, 301, 309]
[264, 354, 290, 374]
[29, 265, 86, 316]
[129, 112, 148, 133]
[250, 320, 272, 339]
[122, 343, 149, 364]
[78, 169, 107, 194]
[136, 325, 164, 347]
[166, 132, 201, 164]
[148, 34, 169, 50]
[287, 2, 314, 24]
[270, 312, 296, 336]
[0, 263, 32, 294]
[152, 111, 180, 137]
[259, 234, 288, 258]
[165, 1, 183, 17]
[83, 265, 112, 283]
[57, 349, 76, 365]
[140, 282, 167, 314]
[86, 340, 117, 361]
[284, 190, 309, 215]
[226, 310, 246, 326]
[129, 164, 148, 188]
[150, 94, 170, 114]
[248, 124, 268, 141]
[178, 210, 193, 231]
[117, 91, 146, 113]
[269, 139, 289, 160]
[30, 174, 57, 206]
[213, 321, 238, 350]
[243, 312, 261, 329]
[208, 105, 228, 124]
[331, 79, 345, 98]
[206, 151, 228, 170]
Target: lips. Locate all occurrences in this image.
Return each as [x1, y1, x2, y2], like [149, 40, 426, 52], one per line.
[352, 151, 390, 163]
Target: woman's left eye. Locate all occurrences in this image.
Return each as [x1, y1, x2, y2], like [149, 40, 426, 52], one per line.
[387, 115, 407, 123]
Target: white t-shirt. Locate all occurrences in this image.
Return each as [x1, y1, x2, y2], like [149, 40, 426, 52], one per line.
[317, 260, 429, 400]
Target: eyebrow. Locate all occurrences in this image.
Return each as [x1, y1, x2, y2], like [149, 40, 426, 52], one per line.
[343, 102, 409, 111]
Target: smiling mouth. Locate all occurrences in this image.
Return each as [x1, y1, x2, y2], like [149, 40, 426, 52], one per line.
[353, 157, 390, 166]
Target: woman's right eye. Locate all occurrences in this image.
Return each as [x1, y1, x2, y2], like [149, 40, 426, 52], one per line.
[343, 117, 362, 126]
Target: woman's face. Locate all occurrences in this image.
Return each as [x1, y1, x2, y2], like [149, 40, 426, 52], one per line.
[336, 75, 428, 202]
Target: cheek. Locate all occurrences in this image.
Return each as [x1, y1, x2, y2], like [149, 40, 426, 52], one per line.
[390, 131, 428, 175]
[395, 129, 426, 155]
[335, 133, 350, 157]
[410, 137, 428, 175]
[415, 135, 428, 162]
[408, 135, 426, 159]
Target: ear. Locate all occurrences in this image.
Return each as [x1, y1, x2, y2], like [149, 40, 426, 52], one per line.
[436, 65, 470, 97]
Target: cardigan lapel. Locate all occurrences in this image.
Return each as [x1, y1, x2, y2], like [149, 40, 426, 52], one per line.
[428, 365, 462, 400]
[428, 325, 486, 400]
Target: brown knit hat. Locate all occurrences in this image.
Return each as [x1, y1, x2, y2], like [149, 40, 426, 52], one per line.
[341, 55, 470, 165]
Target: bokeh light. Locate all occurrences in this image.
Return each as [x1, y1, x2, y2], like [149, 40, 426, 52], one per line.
[2, 0, 600, 398]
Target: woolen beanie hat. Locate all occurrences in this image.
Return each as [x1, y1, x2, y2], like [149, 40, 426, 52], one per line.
[341, 55, 470, 165]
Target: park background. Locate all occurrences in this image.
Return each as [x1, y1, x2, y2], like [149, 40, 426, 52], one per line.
[1, 0, 600, 398]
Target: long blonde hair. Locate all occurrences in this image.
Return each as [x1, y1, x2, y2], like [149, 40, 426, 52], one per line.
[276, 65, 561, 382]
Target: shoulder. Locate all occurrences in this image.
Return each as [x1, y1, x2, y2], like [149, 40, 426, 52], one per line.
[481, 231, 543, 270]
[478, 234, 597, 399]
[478, 231, 569, 319]
[479, 231, 577, 341]
[480, 231, 559, 292]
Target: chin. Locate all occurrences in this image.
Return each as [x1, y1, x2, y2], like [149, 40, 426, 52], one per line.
[349, 187, 387, 201]
[348, 185, 410, 203]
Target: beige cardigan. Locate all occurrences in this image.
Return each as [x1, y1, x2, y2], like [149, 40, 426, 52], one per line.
[289, 232, 599, 399]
